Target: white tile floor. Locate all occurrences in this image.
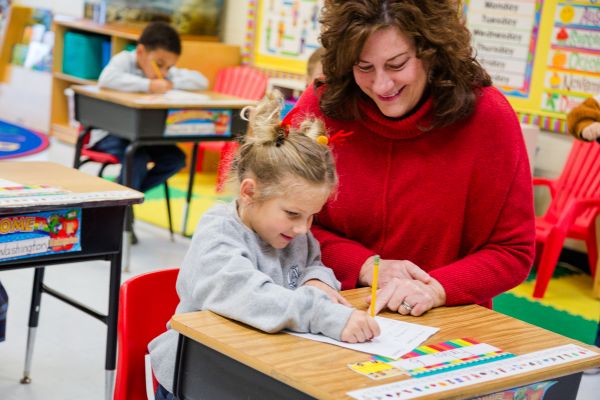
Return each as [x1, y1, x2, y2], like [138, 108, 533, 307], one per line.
[0, 138, 599, 399]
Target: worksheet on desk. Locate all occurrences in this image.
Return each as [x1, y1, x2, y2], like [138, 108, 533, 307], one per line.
[286, 316, 438, 359]
[135, 90, 210, 104]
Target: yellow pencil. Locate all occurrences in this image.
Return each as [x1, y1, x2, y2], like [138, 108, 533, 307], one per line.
[370, 255, 380, 317]
[150, 60, 163, 80]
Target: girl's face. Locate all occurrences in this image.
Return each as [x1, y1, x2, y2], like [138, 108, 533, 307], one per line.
[353, 26, 429, 118]
[240, 179, 330, 249]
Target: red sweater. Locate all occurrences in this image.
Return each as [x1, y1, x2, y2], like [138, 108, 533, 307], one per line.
[284, 85, 535, 307]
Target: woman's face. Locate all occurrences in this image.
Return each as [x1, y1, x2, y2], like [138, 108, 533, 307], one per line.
[353, 27, 429, 118]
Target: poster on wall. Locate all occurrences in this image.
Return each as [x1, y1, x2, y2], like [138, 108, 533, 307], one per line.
[253, 0, 324, 75]
[465, 0, 543, 98]
[541, 1, 600, 116]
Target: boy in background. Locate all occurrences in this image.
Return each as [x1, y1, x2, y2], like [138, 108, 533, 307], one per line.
[91, 21, 208, 240]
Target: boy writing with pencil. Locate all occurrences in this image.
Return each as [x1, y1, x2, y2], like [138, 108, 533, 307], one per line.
[90, 21, 208, 240]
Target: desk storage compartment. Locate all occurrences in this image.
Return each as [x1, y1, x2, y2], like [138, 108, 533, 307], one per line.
[62, 31, 110, 80]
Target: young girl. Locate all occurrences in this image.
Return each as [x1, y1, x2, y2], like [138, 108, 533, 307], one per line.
[148, 92, 380, 398]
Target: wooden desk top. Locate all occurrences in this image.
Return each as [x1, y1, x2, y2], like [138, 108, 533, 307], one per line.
[0, 162, 143, 213]
[171, 288, 600, 400]
[72, 85, 257, 110]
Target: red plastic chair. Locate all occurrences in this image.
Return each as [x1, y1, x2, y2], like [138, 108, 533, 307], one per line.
[73, 129, 174, 239]
[533, 139, 600, 298]
[198, 66, 268, 192]
[114, 268, 180, 400]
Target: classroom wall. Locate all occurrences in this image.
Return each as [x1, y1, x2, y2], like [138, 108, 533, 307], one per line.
[222, 0, 250, 46]
[15, 0, 83, 17]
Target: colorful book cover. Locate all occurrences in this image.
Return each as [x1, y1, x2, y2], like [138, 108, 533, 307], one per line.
[0, 208, 82, 262]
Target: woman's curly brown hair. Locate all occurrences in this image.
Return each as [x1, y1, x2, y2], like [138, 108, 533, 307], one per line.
[318, 0, 491, 129]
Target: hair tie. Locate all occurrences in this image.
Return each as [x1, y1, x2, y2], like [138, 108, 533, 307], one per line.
[275, 124, 288, 147]
[316, 130, 353, 147]
[316, 135, 329, 146]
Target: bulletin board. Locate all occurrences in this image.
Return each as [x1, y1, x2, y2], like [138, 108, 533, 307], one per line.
[248, 0, 324, 75]
[246, 1, 600, 133]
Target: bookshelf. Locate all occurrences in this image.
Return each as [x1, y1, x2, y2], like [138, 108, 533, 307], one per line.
[0, 6, 33, 82]
[51, 17, 241, 144]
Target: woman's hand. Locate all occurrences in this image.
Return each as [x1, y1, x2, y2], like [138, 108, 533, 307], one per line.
[303, 279, 351, 306]
[358, 256, 432, 287]
[369, 277, 446, 316]
[340, 310, 380, 343]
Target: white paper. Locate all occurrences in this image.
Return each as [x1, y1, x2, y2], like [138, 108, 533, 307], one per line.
[286, 316, 438, 359]
[24, 42, 51, 69]
[0, 179, 20, 188]
[135, 90, 210, 104]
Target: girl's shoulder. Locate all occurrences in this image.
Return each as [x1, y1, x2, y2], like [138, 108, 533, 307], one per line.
[195, 202, 239, 234]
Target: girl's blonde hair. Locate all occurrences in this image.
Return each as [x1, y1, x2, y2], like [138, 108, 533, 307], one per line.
[229, 91, 337, 201]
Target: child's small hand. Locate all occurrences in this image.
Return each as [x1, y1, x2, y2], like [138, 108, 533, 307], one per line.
[303, 279, 351, 306]
[582, 122, 600, 141]
[340, 310, 380, 343]
[149, 79, 173, 94]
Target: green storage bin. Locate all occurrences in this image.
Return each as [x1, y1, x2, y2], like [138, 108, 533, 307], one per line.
[62, 31, 109, 80]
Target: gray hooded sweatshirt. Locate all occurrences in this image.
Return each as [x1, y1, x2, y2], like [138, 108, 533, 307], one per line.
[148, 201, 353, 392]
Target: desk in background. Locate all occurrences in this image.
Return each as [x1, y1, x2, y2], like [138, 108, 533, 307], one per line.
[71, 85, 255, 260]
[171, 287, 600, 400]
[0, 162, 143, 400]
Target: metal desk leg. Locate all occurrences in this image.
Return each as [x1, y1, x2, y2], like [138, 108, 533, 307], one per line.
[181, 143, 199, 236]
[121, 142, 138, 272]
[73, 126, 92, 168]
[104, 252, 122, 400]
[21, 267, 45, 384]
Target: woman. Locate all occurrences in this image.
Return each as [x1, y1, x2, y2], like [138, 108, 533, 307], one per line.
[283, 0, 535, 316]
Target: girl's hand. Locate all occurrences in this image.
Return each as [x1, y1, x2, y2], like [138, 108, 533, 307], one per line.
[368, 277, 446, 316]
[358, 256, 432, 287]
[340, 310, 380, 343]
[149, 79, 173, 94]
[303, 279, 351, 306]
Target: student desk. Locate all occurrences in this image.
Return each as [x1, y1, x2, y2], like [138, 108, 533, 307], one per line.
[170, 287, 600, 400]
[71, 85, 255, 246]
[0, 162, 143, 400]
